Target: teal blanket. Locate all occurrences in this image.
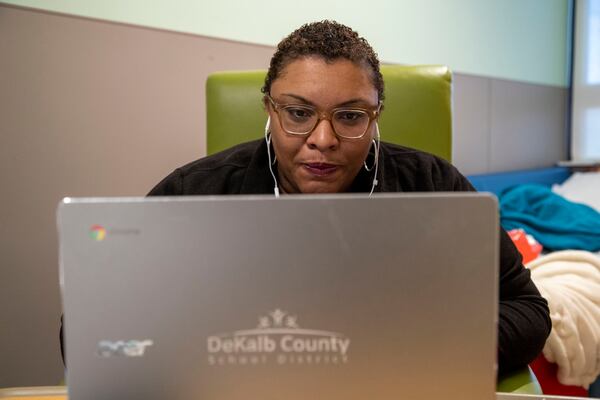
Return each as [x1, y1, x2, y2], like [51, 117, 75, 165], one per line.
[499, 184, 600, 252]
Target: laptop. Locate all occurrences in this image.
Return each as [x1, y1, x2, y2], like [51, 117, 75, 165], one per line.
[58, 193, 499, 400]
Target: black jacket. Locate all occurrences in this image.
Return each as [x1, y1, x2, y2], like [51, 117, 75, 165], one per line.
[148, 139, 551, 374]
[62, 139, 551, 375]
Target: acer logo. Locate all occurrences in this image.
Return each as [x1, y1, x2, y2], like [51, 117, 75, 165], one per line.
[97, 340, 154, 357]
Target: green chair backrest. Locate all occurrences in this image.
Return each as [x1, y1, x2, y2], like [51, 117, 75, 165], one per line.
[206, 65, 452, 161]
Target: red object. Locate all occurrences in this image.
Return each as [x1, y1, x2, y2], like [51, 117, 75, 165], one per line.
[508, 229, 542, 264]
[530, 355, 589, 397]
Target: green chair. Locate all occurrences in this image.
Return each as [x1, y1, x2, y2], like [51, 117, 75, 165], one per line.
[206, 65, 452, 161]
[205, 65, 542, 395]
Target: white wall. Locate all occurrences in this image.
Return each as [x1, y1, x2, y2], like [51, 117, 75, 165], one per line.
[0, 1, 573, 389]
[3, 0, 571, 86]
[571, 0, 600, 161]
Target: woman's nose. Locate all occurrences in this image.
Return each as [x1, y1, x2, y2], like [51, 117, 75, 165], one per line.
[306, 119, 339, 151]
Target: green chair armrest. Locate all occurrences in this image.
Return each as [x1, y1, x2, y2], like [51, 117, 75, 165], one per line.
[497, 366, 543, 394]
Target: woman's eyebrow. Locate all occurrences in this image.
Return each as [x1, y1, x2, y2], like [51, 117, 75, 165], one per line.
[279, 93, 314, 105]
[337, 98, 375, 107]
[280, 93, 375, 108]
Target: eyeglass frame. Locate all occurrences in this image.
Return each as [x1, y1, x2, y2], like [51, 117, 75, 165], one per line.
[264, 94, 382, 140]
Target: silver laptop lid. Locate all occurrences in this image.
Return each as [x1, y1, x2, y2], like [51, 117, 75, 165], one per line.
[58, 193, 499, 400]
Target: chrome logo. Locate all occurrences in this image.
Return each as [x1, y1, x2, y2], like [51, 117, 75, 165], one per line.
[89, 225, 107, 241]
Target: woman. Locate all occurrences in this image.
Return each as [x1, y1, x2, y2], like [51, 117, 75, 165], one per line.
[149, 21, 551, 374]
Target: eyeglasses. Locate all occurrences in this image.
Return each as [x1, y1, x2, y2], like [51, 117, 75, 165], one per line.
[266, 95, 381, 140]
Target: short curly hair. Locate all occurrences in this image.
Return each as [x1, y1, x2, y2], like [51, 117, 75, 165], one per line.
[262, 20, 384, 102]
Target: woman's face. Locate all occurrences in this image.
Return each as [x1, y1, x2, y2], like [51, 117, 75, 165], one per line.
[267, 57, 379, 194]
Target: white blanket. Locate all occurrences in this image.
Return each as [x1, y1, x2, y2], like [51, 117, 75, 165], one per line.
[553, 171, 600, 213]
[527, 250, 600, 388]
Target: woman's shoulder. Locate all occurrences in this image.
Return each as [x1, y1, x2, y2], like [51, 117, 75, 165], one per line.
[180, 140, 261, 173]
[148, 140, 264, 196]
[379, 141, 471, 192]
[380, 141, 451, 166]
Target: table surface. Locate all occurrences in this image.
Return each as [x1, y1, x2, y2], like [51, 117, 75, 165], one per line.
[0, 386, 67, 400]
[1, 397, 65, 400]
[0, 387, 592, 400]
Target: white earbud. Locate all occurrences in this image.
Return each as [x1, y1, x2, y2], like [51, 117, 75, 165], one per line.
[264, 116, 280, 197]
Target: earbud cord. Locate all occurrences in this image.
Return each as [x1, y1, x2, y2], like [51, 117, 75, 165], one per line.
[264, 116, 280, 198]
[368, 124, 381, 197]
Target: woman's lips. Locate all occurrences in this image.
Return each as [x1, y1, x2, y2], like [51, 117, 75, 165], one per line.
[303, 163, 338, 176]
